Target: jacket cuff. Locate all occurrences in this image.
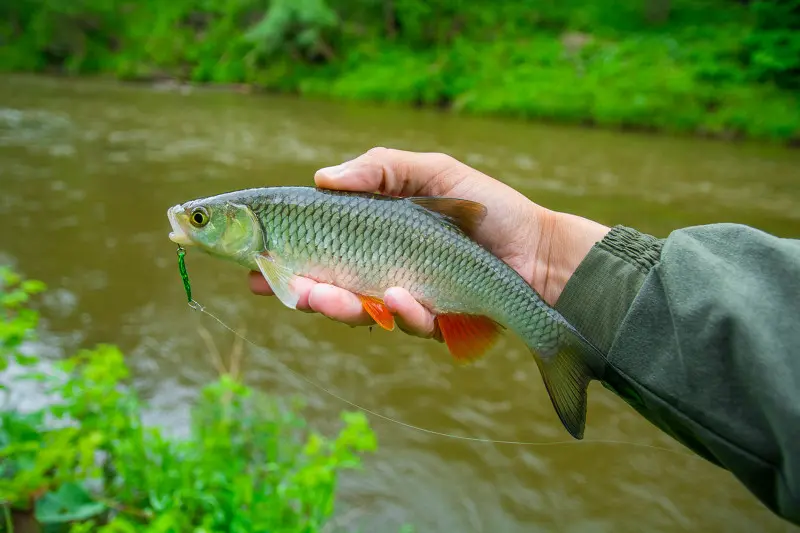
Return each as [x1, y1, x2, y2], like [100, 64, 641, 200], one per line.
[554, 225, 664, 356]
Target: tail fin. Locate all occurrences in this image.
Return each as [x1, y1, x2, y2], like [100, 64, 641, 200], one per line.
[531, 337, 593, 439]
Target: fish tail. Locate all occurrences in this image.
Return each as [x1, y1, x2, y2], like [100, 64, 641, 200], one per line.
[524, 317, 602, 440]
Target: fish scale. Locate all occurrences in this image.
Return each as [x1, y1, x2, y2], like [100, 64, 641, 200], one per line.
[167, 186, 601, 439]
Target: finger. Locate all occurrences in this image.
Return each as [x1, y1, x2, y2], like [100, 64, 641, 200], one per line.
[383, 287, 441, 341]
[307, 284, 376, 327]
[249, 271, 274, 295]
[314, 147, 462, 197]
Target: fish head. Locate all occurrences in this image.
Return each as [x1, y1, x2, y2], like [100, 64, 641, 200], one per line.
[167, 196, 263, 261]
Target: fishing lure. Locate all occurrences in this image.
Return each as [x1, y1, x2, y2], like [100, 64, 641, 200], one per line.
[177, 245, 192, 303]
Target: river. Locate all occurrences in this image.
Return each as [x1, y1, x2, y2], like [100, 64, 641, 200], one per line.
[1, 74, 799, 532]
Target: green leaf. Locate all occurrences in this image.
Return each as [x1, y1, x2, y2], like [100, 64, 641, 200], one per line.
[34, 482, 107, 524]
[15, 353, 39, 366]
[21, 280, 47, 294]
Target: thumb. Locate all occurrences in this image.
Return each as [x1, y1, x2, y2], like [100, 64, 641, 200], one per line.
[314, 147, 461, 197]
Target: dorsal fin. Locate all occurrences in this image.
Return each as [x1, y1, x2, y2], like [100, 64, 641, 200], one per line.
[407, 197, 488, 237]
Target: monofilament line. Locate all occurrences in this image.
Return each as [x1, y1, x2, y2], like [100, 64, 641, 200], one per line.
[183, 298, 699, 459]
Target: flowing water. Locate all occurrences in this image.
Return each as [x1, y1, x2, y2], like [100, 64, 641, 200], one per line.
[1, 74, 799, 532]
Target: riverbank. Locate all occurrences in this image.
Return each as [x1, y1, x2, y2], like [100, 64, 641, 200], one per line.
[1, 0, 798, 144]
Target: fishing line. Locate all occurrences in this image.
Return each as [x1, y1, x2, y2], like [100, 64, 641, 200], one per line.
[174, 247, 700, 459]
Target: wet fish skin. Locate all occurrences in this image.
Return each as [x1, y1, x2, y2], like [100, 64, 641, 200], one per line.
[167, 186, 598, 439]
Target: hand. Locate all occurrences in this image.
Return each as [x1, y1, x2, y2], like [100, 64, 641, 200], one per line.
[249, 147, 609, 340]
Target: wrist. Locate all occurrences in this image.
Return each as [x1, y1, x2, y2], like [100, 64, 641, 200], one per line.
[533, 209, 610, 305]
[553, 225, 664, 357]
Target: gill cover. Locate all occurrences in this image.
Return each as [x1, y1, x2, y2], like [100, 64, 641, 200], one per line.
[179, 200, 264, 264]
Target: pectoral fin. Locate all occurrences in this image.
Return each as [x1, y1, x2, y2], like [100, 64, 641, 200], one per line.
[254, 254, 302, 309]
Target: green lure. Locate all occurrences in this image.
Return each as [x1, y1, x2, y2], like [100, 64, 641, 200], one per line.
[177, 245, 192, 303]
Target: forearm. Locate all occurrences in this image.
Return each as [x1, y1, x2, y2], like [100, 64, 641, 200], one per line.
[555, 223, 800, 526]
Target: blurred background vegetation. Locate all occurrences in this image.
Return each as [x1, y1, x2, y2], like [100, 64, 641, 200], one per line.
[0, 0, 798, 143]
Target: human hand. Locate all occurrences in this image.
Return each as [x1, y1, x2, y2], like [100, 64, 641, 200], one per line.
[249, 147, 609, 340]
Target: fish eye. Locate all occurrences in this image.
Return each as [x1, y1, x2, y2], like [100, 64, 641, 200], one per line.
[190, 207, 209, 228]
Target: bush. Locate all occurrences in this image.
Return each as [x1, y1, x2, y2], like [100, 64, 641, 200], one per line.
[0, 0, 797, 142]
[742, 0, 800, 91]
[0, 266, 385, 532]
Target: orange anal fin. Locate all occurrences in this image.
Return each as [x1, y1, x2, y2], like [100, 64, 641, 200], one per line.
[435, 314, 502, 363]
[358, 295, 395, 331]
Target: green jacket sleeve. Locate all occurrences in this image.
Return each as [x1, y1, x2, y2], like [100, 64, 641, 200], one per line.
[554, 223, 800, 526]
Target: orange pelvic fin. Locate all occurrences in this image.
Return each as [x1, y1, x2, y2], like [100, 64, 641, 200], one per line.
[358, 295, 395, 331]
[435, 313, 503, 363]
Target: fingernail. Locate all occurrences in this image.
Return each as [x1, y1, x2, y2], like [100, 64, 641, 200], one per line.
[310, 283, 334, 301]
[307, 284, 330, 310]
[318, 163, 348, 179]
[384, 288, 400, 312]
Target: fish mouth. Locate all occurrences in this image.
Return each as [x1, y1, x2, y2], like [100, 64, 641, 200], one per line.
[167, 205, 194, 246]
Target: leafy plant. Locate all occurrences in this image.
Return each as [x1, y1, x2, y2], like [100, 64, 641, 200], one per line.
[0, 265, 46, 373]
[244, 0, 339, 64]
[741, 0, 800, 90]
[0, 266, 382, 532]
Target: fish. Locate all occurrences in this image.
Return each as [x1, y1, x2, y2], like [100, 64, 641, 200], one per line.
[167, 186, 600, 439]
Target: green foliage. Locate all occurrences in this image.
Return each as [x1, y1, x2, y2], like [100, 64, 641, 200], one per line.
[0, 266, 46, 377]
[35, 483, 107, 524]
[0, 268, 380, 532]
[0, 0, 798, 142]
[244, 0, 339, 62]
[742, 0, 800, 91]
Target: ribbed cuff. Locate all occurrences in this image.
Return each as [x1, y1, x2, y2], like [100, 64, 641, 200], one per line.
[597, 225, 663, 273]
[554, 225, 664, 359]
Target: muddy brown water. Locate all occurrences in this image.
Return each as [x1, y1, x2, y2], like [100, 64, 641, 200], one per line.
[2, 74, 799, 532]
